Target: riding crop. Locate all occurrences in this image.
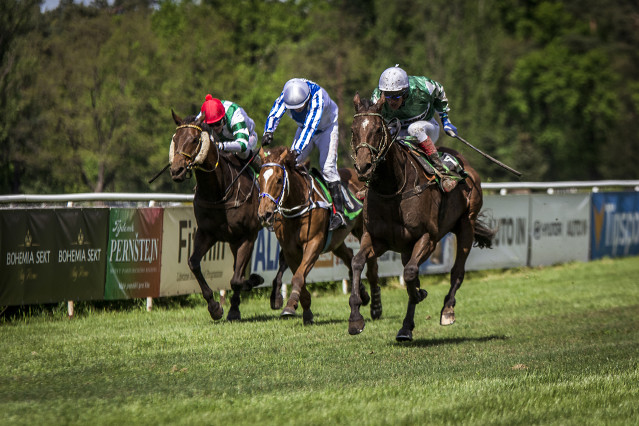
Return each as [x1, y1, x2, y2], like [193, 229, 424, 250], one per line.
[450, 133, 522, 178]
[148, 163, 170, 184]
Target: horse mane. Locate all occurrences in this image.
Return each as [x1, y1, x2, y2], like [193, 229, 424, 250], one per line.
[264, 145, 297, 169]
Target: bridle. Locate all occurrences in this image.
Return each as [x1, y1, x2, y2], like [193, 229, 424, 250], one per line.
[259, 162, 290, 211]
[259, 162, 330, 219]
[350, 113, 398, 180]
[172, 124, 217, 175]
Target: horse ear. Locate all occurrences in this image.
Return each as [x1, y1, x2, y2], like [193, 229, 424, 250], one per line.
[374, 93, 385, 111]
[195, 114, 205, 126]
[353, 92, 362, 111]
[172, 109, 182, 125]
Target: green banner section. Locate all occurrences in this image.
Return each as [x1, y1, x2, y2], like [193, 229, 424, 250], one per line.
[104, 208, 163, 300]
[1, 208, 108, 305]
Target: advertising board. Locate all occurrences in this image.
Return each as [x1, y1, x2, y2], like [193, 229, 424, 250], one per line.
[160, 207, 233, 295]
[591, 192, 639, 259]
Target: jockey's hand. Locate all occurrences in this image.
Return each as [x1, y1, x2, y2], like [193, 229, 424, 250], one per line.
[262, 132, 273, 146]
[441, 117, 457, 137]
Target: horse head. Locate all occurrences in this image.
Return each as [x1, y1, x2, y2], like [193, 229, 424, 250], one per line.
[169, 110, 218, 182]
[351, 93, 389, 182]
[257, 146, 295, 227]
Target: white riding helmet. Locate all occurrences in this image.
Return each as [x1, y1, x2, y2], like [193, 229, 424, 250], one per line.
[378, 65, 409, 92]
[282, 78, 311, 109]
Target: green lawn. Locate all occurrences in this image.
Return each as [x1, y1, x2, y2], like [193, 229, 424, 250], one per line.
[1, 257, 638, 425]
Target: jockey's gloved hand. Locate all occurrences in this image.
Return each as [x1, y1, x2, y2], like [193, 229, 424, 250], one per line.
[439, 114, 458, 137]
[262, 132, 273, 146]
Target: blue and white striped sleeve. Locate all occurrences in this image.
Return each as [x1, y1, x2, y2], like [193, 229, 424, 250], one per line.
[264, 94, 288, 135]
[291, 90, 324, 153]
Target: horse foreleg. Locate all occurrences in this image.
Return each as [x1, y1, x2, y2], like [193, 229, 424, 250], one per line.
[396, 236, 435, 341]
[227, 238, 257, 321]
[365, 256, 382, 320]
[281, 239, 322, 320]
[441, 221, 473, 326]
[349, 233, 375, 335]
[271, 249, 287, 310]
[333, 243, 370, 306]
[189, 229, 223, 321]
[299, 286, 314, 325]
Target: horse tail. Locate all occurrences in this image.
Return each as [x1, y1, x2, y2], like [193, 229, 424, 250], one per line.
[473, 211, 495, 249]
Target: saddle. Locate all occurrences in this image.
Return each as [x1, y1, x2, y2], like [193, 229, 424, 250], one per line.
[309, 168, 363, 220]
[397, 138, 467, 185]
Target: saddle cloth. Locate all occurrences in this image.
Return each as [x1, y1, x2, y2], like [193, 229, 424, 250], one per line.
[310, 168, 363, 220]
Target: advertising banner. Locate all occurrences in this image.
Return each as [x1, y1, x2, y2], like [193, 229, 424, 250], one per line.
[466, 194, 530, 270]
[529, 194, 590, 267]
[591, 192, 639, 259]
[1, 209, 107, 305]
[160, 207, 233, 295]
[104, 208, 163, 300]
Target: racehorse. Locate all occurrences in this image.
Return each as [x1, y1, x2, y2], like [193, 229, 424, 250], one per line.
[169, 111, 287, 321]
[348, 93, 495, 341]
[257, 146, 381, 325]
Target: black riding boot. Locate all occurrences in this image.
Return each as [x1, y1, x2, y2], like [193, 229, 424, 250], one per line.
[328, 182, 347, 231]
[248, 150, 262, 174]
[428, 153, 457, 193]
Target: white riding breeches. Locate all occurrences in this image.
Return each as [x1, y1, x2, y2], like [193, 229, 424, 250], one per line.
[294, 119, 340, 183]
[404, 117, 441, 144]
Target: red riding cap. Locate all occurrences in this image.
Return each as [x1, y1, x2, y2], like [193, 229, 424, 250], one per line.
[201, 94, 225, 124]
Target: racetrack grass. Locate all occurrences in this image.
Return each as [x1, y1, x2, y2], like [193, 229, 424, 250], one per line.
[1, 257, 638, 425]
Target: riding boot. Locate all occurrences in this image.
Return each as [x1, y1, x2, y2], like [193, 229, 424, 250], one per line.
[248, 150, 262, 174]
[416, 137, 457, 193]
[327, 182, 347, 231]
[428, 153, 457, 193]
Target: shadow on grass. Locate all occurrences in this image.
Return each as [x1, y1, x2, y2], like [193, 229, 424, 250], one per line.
[398, 334, 508, 347]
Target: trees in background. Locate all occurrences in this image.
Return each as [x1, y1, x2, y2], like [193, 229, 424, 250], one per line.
[1, 0, 637, 194]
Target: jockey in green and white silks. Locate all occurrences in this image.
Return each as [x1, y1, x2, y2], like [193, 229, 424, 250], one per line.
[372, 66, 459, 192]
[262, 78, 346, 231]
[197, 94, 258, 161]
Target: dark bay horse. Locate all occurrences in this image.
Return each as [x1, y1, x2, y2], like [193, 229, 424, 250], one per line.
[169, 111, 287, 321]
[257, 146, 380, 325]
[349, 94, 495, 341]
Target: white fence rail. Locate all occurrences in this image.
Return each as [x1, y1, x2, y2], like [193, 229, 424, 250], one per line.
[1, 180, 638, 204]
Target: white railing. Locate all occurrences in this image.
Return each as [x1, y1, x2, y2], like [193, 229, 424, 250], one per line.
[1, 180, 638, 204]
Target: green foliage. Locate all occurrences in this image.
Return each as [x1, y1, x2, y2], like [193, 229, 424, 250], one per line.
[1, 0, 638, 194]
[1, 257, 638, 424]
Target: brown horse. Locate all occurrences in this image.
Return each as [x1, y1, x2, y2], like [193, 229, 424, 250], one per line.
[348, 94, 495, 341]
[257, 146, 381, 325]
[169, 111, 287, 321]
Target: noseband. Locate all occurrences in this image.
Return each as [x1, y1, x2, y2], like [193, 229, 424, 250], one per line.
[350, 113, 397, 178]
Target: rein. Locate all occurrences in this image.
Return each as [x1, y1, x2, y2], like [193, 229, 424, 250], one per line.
[352, 113, 435, 198]
[173, 123, 256, 208]
[350, 113, 398, 181]
[174, 124, 218, 174]
[259, 163, 330, 219]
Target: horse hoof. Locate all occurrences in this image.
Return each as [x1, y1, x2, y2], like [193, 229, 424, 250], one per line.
[208, 303, 224, 321]
[280, 307, 296, 318]
[440, 306, 455, 325]
[348, 318, 365, 335]
[227, 308, 241, 322]
[396, 328, 413, 342]
[303, 310, 314, 325]
[371, 307, 383, 320]
[270, 293, 283, 310]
